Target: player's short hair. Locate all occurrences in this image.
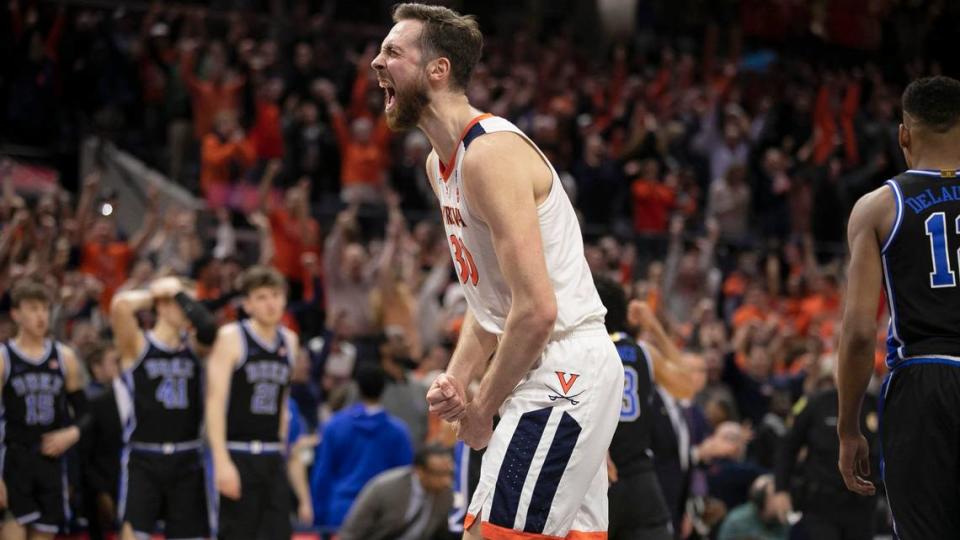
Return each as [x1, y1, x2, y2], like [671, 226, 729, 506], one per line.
[593, 274, 627, 333]
[10, 279, 52, 308]
[82, 341, 110, 369]
[237, 265, 287, 297]
[392, 3, 483, 90]
[355, 363, 386, 401]
[902, 76, 960, 133]
[414, 443, 451, 468]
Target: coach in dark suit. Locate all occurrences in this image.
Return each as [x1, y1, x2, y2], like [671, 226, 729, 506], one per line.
[338, 445, 454, 540]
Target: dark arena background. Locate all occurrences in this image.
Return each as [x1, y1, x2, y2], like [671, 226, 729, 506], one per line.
[1, 0, 957, 539]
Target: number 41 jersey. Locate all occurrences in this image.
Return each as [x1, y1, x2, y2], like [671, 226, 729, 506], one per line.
[883, 169, 960, 368]
[226, 320, 294, 443]
[124, 332, 203, 443]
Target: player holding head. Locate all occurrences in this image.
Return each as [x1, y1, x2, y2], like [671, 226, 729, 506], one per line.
[205, 265, 299, 539]
[1, 280, 87, 540]
[838, 75, 960, 537]
[374, 5, 624, 538]
[110, 276, 217, 540]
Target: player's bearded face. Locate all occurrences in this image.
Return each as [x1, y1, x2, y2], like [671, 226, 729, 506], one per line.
[386, 71, 429, 130]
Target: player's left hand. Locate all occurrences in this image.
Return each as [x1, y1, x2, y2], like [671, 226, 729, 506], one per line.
[297, 498, 314, 525]
[427, 373, 467, 421]
[457, 402, 493, 450]
[41, 426, 80, 457]
[838, 431, 875, 496]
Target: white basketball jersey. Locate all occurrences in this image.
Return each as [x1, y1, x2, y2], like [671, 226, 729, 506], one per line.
[434, 114, 606, 336]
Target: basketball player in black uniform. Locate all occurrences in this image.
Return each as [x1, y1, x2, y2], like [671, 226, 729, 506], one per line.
[838, 76, 960, 539]
[0, 280, 88, 540]
[110, 276, 217, 540]
[206, 266, 298, 539]
[594, 276, 698, 540]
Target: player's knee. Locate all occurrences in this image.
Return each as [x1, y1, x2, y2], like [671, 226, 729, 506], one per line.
[462, 516, 482, 540]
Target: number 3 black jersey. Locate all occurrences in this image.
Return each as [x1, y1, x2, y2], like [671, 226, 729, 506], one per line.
[123, 331, 203, 443]
[1, 340, 69, 446]
[608, 332, 657, 477]
[226, 320, 294, 443]
[882, 170, 960, 368]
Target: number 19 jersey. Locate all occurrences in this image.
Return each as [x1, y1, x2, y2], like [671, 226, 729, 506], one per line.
[124, 332, 203, 443]
[226, 320, 294, 443]
[434, 114, 606, 336]
[882, 169, 960, 368]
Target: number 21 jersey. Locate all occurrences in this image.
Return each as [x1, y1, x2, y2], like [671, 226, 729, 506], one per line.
[882, 169, 960, 367]
[226, 320, 294, 443]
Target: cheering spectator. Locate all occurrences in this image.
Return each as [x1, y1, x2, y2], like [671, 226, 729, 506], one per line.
[200, 111, 256, 208]
[180, 39, 245, 139]
[707, 164, 751, 243]
[318, 75, 390, 205]
[323, 204, 377, 338]
[76, 173, 159, 311]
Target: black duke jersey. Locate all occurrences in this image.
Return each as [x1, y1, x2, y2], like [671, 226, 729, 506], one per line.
[882, 170, 960, 367]
[226, 320, 294, 443]
[1, 340, 69, 446]
[608, 332, 657, 477]
[124, 332, 203, 444]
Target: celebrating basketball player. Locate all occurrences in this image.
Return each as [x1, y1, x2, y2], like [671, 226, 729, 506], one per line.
[373, 4, 624, 538]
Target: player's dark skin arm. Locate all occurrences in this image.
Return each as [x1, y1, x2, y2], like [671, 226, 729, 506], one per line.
[837, 187, 891, 497]
[628, 300, 699, 400]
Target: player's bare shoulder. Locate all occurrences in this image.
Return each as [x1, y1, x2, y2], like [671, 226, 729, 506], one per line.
[217, 321, 243, 340]
[849, 183, 897, 244]
[212, 322, 244, 360]
[280, 326, 299, 352]
[459, 132, 552, 206]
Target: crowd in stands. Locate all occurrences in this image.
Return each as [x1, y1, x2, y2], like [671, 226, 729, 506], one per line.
[2, 0, 957, 538]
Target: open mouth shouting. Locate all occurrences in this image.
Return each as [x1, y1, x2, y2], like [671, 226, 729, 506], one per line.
[379, 80, 397, 112]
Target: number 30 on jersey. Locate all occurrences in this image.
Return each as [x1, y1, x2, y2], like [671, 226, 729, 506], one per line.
[449, 235, 479, 286]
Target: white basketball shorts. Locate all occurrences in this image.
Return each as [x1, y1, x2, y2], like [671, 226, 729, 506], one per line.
[465, 325, 624, 539]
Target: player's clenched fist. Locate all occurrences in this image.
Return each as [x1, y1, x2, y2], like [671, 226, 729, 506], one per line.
[427, 373, 467, 421]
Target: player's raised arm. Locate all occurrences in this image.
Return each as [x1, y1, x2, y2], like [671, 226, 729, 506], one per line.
[837, 187, 889, 496]
[110, 289, 152, 365]
[455, 133, 558, 448]
[628, 300, 699, 400]
[206, 324, 243, 499]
